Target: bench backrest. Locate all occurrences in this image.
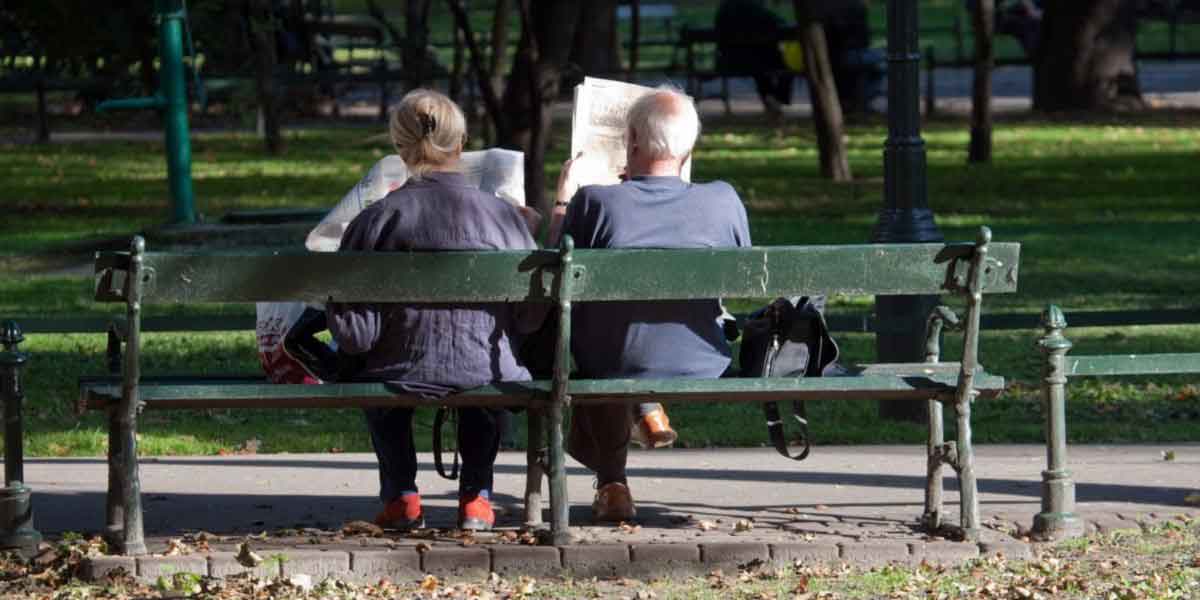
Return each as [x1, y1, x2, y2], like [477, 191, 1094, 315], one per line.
[95, 235, 1019, 305]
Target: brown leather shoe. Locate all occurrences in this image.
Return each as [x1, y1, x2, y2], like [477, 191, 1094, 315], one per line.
[630, 408, 678, 449]
[592, 482, 637, 522]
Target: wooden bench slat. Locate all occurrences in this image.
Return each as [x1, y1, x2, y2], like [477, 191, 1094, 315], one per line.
[1065, 353, 1200, 377]
[95, 242, 1020, 304]
[78, 366, 1005, 412]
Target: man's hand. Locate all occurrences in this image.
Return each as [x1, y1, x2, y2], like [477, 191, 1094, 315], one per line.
[556, 152, 585, 207]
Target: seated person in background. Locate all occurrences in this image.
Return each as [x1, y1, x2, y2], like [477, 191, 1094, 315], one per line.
[714, 0, 794, 117]
[549, 87, 751, 522]
[967, 0, 1043, 58]
[329, 89, 543, 531]
[824, 0, 886, 114]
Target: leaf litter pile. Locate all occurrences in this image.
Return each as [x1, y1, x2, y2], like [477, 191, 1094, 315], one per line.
[1, 517, 1198, 599]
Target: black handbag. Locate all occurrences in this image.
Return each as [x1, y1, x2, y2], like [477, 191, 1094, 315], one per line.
[739, 296, 840, 460]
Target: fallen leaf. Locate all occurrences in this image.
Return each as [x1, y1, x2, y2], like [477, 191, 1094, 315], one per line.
[238, 438, 261, 455]
[419, 574, 439, 592]
[342, 521, 384, 536]
[517, 576, 536, 594]
[235, 542, 262, 567]
[697, 520, 718, 531]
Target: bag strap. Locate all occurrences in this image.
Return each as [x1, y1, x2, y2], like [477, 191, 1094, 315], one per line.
[433, 407, 460, 480]
[761, 309, 812, 461]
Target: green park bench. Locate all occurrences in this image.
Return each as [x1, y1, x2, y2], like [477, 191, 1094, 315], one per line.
[1029, 304, 1200, 540]
[78, 227, 1019, 556]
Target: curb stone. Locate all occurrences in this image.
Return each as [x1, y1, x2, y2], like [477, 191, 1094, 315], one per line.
[207, 552, 280, 580]
[561, 544, 630, 578]
[909, 541, 980, 566]
[81, 539, 1034, 582]
[347, 549, 422, 583]
[1087, 515, 1142, 535]
[279, 550, 350, 580]
[839, 541, 910, 567]
[700, 542, 770, 570]
[83, 556, 135, 581]
[769, 542, 840, 566]
[489, 545, 562, 578]
[627, 544, 703, 577]
[979, 540, 1034, 560]
[420, 547, 490, 579]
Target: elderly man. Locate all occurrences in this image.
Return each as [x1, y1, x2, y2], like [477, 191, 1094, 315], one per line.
[550, 88, 751, 521]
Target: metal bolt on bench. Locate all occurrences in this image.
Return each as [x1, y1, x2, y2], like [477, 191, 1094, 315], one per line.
[0, 321, 43, 556]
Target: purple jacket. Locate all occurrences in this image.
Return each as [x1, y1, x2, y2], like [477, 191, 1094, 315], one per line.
[328, 171, 542, 387]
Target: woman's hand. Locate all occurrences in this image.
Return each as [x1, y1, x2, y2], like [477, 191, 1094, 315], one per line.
[517, 205, 543, 237]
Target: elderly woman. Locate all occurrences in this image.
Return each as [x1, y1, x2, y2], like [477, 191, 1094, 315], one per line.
[329, 89, 541, 531]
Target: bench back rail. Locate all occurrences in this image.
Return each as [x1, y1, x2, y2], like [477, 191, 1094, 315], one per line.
[90, 227, 1017, 552]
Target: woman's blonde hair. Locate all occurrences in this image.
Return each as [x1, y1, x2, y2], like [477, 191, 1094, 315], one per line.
[389, 89, 467, 177]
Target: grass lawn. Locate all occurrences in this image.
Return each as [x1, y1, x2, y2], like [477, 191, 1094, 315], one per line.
[2, 110, 1199, 457]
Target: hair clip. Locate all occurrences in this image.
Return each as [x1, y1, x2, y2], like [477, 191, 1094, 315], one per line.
[418, 113, 437, 137]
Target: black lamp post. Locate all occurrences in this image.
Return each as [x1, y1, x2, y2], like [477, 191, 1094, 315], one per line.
[872, 0, 943, 422]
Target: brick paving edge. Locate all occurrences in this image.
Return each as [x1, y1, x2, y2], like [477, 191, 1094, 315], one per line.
[79, 539, 1044, 583]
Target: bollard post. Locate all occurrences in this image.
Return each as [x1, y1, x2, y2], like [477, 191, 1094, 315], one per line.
[0, 321, 43, 556]
[1031, 305, 1084, 540]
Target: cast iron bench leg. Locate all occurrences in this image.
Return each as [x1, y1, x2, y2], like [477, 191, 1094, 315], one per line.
[105, 409, 123, 543]
[117, 237, 148, 555]
[923, 398, 944, 530]
[954, 392, 980, 540]
[523, 408, 545, 527]
[545, 238, 576, 545]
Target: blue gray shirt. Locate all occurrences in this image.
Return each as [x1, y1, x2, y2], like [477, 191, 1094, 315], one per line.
[562, 175, 752, 379]
[328, 171, 541, 387]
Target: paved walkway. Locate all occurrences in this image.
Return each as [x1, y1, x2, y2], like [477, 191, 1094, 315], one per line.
[30, 444, 1198, 581]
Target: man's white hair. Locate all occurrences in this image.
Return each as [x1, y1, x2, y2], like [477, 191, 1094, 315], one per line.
[626, 86, 700, 160]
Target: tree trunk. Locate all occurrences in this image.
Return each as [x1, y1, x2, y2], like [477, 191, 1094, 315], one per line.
[1034, 0, 1144, 111]
[968, 0, 994, 163]
[569, 0, 621, 76]
[488, 0, 512, 99]
[446, 0, 511, 144]
[794, 0, 852, 181]
[249, 0, 284, 154]
[404, 0, 434, 90]
[501, 0, 583, 218]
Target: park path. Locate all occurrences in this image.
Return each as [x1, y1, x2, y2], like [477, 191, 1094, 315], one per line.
[34, 444, 1199, 581]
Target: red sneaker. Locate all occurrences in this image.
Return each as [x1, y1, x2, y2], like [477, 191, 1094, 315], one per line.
[458, 493, 495, 531]
[374, 493, 424, 531]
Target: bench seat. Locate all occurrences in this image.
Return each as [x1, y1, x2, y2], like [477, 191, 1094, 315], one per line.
[78, 363, 1005, 412]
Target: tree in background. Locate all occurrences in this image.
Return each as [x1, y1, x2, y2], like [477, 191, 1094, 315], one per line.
[792, 0, 852, 181]
[969, 0, 994, 162]
[246, 0, 284, 154]
[1034, 0, 1144, 111]
[4, 1, 158, 102]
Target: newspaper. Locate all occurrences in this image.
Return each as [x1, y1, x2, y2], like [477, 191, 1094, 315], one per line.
[305, 148, 525, 252]
[570, 76, 692, 185]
